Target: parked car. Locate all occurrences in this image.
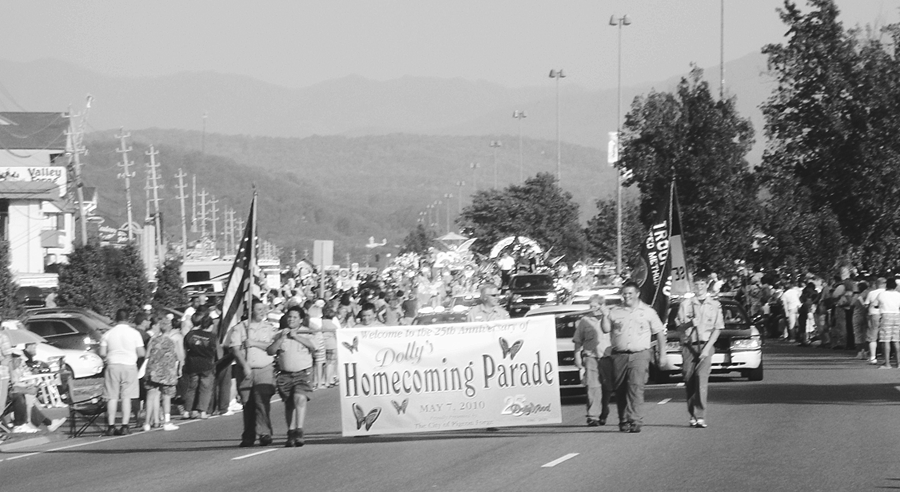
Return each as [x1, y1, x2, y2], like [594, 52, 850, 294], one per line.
[504, 273, 558, 317]
[15, 286, 45, 308]
[447, 293, 480, 314]
[21, 309, 111, 353]
[3, 320, 104, 379]
[411, 311, 469, 325]
[652, 297, 763, 382]
[570, 286, 622, 305]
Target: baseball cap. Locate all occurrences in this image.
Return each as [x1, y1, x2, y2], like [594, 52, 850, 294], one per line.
[313, 299, 326, 308]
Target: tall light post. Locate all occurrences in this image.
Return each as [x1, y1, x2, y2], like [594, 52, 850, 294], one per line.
[455, 180, 465, 213]
[470, 162, 480, 190]
[513, 110, 526, 181]
[427, 203, 434, 228]
[443, 193, 453, 233]
[549, 69, 566, 183]
[434, 200, 442, 228]
[489, 140, 502, 188]
[610, 14, 631, 277]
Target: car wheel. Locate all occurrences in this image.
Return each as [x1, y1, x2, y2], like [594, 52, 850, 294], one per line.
[746, 362, 764, 381]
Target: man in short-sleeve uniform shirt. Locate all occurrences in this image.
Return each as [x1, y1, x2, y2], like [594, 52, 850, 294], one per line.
[231, 301, 277, 447]
[467, 283, 509, 322]
[573, 294, 612, 426]
[601, 281, 667, 433]
[675, 276, 724, 429]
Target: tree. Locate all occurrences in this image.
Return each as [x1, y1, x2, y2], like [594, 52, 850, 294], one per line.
[399, 224, 436, 255]
[154, 256, 188, 310]
[620, 67, 758, 274]
[458, 173, 588, 263]
[759, 0, 900, 271]
[58, 244, 149, 318]
[0, 239, 18, 318]
[584, 197, 643, 264]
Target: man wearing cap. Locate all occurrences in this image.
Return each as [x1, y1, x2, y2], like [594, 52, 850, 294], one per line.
[601, 281, 667, 433]
[573, 294, 612, 427]
[231, 301, 276, 447]
[467, 284, 509, 322]
[675, 276, 724, 429]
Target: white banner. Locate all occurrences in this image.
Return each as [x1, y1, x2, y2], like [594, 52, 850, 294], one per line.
[336, 316, 561, 436]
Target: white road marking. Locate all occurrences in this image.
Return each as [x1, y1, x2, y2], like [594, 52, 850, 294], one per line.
[658, 398, 671, 405]
[542, 453, 579, 468]
[6, 452, 39, 461]
[233, 448, 278, 461]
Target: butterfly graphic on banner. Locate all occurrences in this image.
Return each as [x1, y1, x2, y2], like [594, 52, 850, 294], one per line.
[342, 336, 359, 354]
[391, 398, 409, 415]
[499, 337, 524, 360]
[352, 403, 381, 431]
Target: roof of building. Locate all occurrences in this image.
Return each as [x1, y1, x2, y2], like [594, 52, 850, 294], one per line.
[0, 112, 69, 151]
[0, 180, 58, 200]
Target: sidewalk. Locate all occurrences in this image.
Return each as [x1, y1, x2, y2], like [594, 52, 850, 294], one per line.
[0, 405, 69, 453]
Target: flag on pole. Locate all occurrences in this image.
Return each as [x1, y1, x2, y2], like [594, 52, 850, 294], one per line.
[668, 183, 693, 299]
[218, 192, 259, 343]
[631, 183, 675, 320]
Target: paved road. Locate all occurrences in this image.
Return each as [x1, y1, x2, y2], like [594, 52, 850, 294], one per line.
[3, 341, 900, 492]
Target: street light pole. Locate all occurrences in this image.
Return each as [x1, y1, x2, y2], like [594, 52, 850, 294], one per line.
[513, 110, 526, 181]
[490, 140, 502, 188]
[549, 69, 566, 183]
[443, 194, 453, 233]
[610, 14, 631, 277]
[470, 162, 480, 191]
[455, 180, 465, 213]
[434, 201, 442, 229]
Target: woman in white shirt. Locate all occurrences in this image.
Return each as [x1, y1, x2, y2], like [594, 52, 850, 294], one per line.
[873, 278, 900, 369]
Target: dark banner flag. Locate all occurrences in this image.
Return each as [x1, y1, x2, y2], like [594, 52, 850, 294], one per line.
[218, 192, 258, 343]
[631, 184, 674, 320]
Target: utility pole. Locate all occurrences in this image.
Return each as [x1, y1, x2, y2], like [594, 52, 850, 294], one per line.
[209, 195, 219, 248]
[443, 193, 453, 233]
[146, 146, 164, 266]
[513, 110, 526, 182]
[291, 249, 297, 266]
[470, 162, 480, 191]
[115, 129, 135, 242]
[65, 96, 92, 246]
[201, 112, 208, 154]
[198, 188, 209, 239]
[455, 180, 465, 214]
[227, 208, 236, 255]
[175, 169, 189, 255]
[191, 175, 197, 233]
[490, 141, 502, 189]
[235, 217, 244, 239]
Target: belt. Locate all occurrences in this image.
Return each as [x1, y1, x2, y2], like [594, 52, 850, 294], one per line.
[611, 348, 648, 354]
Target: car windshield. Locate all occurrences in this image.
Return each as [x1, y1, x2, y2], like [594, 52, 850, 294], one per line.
[509, 276, 554, 290]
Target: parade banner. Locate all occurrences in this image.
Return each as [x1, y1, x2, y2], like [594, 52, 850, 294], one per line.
[336, 316, 561, 436]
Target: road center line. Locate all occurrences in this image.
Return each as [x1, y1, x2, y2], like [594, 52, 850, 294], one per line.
[541, 453, 579, 468]
[6, 452, 39, 461]
[233, 448, 278, 461]
[658, 398, 671, 405]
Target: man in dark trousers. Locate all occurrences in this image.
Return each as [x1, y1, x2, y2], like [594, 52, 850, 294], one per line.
[601, 281, 667, 433]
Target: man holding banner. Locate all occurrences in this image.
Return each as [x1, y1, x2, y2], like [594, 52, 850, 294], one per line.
[602, 281, 667, 433]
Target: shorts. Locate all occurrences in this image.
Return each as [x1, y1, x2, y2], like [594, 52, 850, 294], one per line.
[879, 313, 900, 342]
[315, 349, 326, 362]
[145, 380, 176, 398]
[276, 369, 313, 400]
[867, 315, 880, 343]
[104, 364, 139, 401]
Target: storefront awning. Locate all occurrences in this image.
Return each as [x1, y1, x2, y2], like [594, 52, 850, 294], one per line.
[0, 181, 58, 200]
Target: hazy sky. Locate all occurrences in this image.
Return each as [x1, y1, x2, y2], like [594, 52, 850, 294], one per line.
[2, 0, 896, 91]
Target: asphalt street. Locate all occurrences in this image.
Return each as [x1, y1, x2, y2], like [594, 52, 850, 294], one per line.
[3, 341, 900, 492]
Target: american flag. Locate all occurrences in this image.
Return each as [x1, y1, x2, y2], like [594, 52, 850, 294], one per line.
[219, 192, 258, 344]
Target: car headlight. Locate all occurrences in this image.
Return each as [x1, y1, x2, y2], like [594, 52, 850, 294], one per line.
[80, 353, 102, 363]
[731, 337, 761, 350]
[546, 292, 557, 302]
[665, 341, 682, 352]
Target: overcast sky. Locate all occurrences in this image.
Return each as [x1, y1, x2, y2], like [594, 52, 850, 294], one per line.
[2, 0, 896, 91]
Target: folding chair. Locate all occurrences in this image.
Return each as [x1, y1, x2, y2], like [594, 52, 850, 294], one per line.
[66, 383, 106, 438]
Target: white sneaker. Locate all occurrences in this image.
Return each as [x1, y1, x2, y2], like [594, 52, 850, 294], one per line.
[48, 418, 67, 433]
[142, 424, 152, 432]
[162, 422, 179, 431]
[12, 423, 40, 434]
